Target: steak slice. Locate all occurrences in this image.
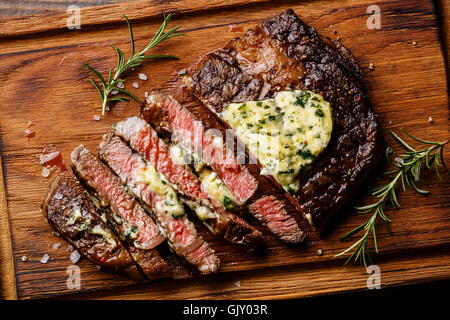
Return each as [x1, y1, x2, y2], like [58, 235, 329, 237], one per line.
[71, 145, 170, 279]
[99, 133, 220, 274]
[113, 117, 264, 248]
[42, 175, 141, 279]
[249, 195, 305, 244]
[142, 93, 305, 244]
[142, 91, 258, 205]
[189, 9, 385, 231]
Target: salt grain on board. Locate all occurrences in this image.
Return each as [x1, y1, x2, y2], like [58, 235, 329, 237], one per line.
[66, 244, 74, 252]
[93, 115, 101, 121]
[132, 82, 139, 89]
[138, 73, 148, 80]
[54, 192, 63, 200]
[41, 167, 51, 178]
[70, 250, 81, 264]
[117, 81, 125, 89]
[53, 242, 62, 250]
[111, 90, 119, 95]
[40, 253, 49, 264]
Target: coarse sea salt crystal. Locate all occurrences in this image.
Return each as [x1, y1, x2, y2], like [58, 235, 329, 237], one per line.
[93, 115, 101, 121]
[41, 167, 51, 178]
[234, 280, 241, 287]
[144, 92, 149, 97]
[66, 244, 74, 252]
[40, 253, 49, 264]
[132, 82, 139, 89]
[52, 231, 61, 237]
[139, 73, 148, 81]
[117, 81, 125, 89]
[70, 250, 81, 264]
[53, 242, 61, 250]
[54, 192, 63, 200]
[111, 90, 119, 95]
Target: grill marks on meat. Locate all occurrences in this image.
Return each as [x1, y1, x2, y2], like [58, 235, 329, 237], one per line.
[113, 117, 264, 248]
[142, 92, 306, 244]
[42, 175, 141, 279]
[142, 91, 258, 205]
[70, 145, 170, 279]
[99, 133, 220, 275]
[189, 9, 385, 231]
[249, 195, 305, 244]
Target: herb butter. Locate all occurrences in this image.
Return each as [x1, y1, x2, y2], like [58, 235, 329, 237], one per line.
[138, 164, 185, 218]
[222, 90, 333, 192]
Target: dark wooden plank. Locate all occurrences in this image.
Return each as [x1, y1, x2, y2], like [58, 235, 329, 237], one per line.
[0, 0, 270, 38]
[0, 0, 127, 18]
[0, 0, 448, 299]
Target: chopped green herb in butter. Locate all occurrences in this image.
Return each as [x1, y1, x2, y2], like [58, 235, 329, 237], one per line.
[222, 90, 333, 192]
[138, 164, 185, 218]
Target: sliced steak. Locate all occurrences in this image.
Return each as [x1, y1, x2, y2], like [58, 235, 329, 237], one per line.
[99, 133, 220, 274]
[142, 93, 306, 244]
[189, 9, 385, 231]
[42, 175, 141, 279]
[249, 195, 305, 244]
[142, 91, 258, 205]
[71, 145, 170, 279]
[113, 117, 264, 248]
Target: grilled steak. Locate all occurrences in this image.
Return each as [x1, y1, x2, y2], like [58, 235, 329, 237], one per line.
[142, 91, 258, 205]
[142, 92, 305, 244]
[188, 9, 385, 231]
[99, 133, 220, 274]
[113, 117, 264, 248]
[71, 145, 170, 279]
[249, 195, 305, 244]
[42, 175, 141, 279]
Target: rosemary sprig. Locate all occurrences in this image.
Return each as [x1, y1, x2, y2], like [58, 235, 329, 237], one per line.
[82, 14, 184, 114]
[335, 130, 448, 269]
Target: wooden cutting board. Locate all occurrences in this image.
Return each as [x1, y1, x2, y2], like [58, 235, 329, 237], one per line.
[0, 0, 449, 300]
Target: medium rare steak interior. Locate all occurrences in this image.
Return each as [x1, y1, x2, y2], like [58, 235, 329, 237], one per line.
[188, 9, 385, 231]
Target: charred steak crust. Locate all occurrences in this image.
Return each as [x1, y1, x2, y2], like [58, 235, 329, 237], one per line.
[189, 9, 385, 231]
[42, 175, 141, 279]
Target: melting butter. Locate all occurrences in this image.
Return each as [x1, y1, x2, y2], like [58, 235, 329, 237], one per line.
[222, 90, 333, 193]
[139, 164, 185, 218]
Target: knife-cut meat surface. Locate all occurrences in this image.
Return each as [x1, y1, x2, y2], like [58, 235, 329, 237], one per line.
[42, 175, 141, 279]
[142, 91, 258, 206]
[142, 93, 306, 244]
[189, 9, 385, 231]
[71, 145, 170, 279]
[99, 133, 220, 274]
[249, 195, 305, 244]
[113, 117, 264, 248]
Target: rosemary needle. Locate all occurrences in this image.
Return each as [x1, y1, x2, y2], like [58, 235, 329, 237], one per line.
[335, 130, 448, 269]
[82, 14, 185, 114]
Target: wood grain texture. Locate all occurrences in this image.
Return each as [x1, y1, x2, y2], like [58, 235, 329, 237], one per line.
[0, 152, 18, 300]
[0, 0, 449, 299]
[0, 0, 128, 18]
[0, 0, 270, 38]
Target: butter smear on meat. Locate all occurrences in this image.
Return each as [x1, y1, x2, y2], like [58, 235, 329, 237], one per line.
[222, 90, 333, 193]
[139, 164, 185, 218]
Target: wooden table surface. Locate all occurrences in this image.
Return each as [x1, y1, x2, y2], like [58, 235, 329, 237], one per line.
[0, 0, 449, 300]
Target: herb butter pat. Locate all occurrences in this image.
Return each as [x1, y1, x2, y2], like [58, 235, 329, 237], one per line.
[222, 90, 333, 192]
